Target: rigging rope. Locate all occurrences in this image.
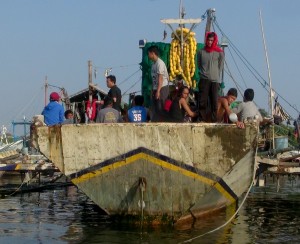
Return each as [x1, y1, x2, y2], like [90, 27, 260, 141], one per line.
[223, 60, 245, 99]
[12, 86, 44, 121]
[93, 63, 139, 71]
[122, 77, 142, 96]
[118, 69, 141, 87]
[227, 46, 248, 89]
[213, 19, 300, 117]
[180, 127, 260, 243]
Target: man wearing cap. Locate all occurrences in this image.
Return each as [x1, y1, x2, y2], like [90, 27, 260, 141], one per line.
[42, 92, 65, 126]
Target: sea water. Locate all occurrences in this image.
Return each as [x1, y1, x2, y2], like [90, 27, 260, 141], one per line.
[1, 175, 300, 244]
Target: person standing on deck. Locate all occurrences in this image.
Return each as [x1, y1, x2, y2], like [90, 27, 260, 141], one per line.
[148, 45, 169, 122]
[42, 92, 64, 126]
[197, 32, 224, 122]
[106, 75, 122, 112]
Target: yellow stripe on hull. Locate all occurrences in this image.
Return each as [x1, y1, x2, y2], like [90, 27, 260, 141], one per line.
[72, 152, 236, 204]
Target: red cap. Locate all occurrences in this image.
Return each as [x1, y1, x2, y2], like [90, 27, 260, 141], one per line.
[50, 92, 60, 101]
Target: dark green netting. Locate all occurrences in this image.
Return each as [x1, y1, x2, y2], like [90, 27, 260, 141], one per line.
[140, 42, 204, 106]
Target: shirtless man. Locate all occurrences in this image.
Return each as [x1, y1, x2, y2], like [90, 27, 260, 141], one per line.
[217, 88, 244, 128]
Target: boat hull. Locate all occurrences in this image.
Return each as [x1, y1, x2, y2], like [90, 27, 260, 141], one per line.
[33, 123, 258, 224]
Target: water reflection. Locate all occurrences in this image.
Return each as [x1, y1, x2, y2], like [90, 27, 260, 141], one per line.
[1, 176, 300, 243]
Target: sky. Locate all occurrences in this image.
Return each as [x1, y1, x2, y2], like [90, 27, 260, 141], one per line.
[1, 0, 300, 135]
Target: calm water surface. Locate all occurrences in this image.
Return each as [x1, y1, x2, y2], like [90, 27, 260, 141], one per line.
[1, 174, 300, 243]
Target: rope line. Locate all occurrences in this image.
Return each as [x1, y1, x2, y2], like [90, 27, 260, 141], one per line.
[227, 46, 248, 89]
[213, 19, 300, 117]
[118, 69, 141, 87]
[122, 76, 142, 96]
[12, 86, 44, 121]
[180, 127, 259, 243]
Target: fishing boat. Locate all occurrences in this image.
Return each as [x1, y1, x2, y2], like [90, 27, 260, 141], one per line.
[31, 6, 260, 225]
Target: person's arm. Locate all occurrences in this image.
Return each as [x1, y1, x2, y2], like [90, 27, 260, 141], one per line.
[197, 50, 201, 69]
[155, 74, 163, 99]
[118, 113, 123, 123]
[98, 111, 104, 123]
[218, 52, 225, 78]
[221, 98, 232, 117]
[180, 98, 197, 117]
[110, 89, 118, 103]
[59, 107, 65, 123]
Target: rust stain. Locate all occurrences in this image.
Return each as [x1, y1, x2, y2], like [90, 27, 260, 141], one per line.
[204, 126, 255, 163]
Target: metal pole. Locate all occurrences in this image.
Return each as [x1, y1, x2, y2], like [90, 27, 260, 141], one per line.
[204, 9, 213, 42]
[12, 121, 16, 142]
[88, 60, 93, 104]
[23, 116, 26, 146]
[44, 76, 48, 106]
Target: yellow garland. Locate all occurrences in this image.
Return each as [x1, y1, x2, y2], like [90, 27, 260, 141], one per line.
[169, 28, 197, 88]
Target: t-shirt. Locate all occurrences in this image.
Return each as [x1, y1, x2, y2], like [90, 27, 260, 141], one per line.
[128, 106, 147, 122]
[62, 118, 74, 124]
[108, 85, 122, 111]
[197, 48, 224, 82]
[234, 101, 262, 122]
[169, 97, 185, 122]
[151, 57, 169, 90]
[96, 107, 122, 123]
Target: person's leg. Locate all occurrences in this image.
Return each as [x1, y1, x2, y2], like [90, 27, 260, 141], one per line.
[151, 91, 159, 122]
[210, 82, 220, 122]
[198, 79, 210, 122]
[157, 85, 169, 121]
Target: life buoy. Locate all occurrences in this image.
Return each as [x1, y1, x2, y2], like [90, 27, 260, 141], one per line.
[86, 99, 97, 120]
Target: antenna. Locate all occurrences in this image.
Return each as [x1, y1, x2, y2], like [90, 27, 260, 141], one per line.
[179, 0, 186, 20]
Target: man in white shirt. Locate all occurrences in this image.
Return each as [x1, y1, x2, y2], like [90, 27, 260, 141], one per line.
[148, 45, 169, 122]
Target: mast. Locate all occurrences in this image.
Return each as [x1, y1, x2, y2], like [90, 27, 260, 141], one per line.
[259, 9, 275, 149]
[160, 3, 201, 70]
[204, 8, 215, 41]
[259, 10, 274, 116]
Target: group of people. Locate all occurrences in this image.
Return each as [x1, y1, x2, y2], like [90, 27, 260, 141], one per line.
[42, 74, 149, 125]
[147, 32, 263, 127]
[42, 31, 263, 127]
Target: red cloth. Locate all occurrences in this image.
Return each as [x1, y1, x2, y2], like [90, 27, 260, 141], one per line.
[86, 99, 97, 120]
[164, 99, 172, 112]
[204, 32, 223, 53]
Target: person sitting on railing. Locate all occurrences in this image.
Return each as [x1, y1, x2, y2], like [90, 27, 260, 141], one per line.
[217, 88, 244, 128]
[96, 96, 122, 123]
[168, 86, 198, 122]
[128, 95, 148, 123]
[42, 92, 64, 126]
[234, 88, 263, 122]
[62, 110, 74, 124]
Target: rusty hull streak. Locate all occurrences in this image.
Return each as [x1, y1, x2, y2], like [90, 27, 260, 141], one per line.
[204, 125, 253, 164]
